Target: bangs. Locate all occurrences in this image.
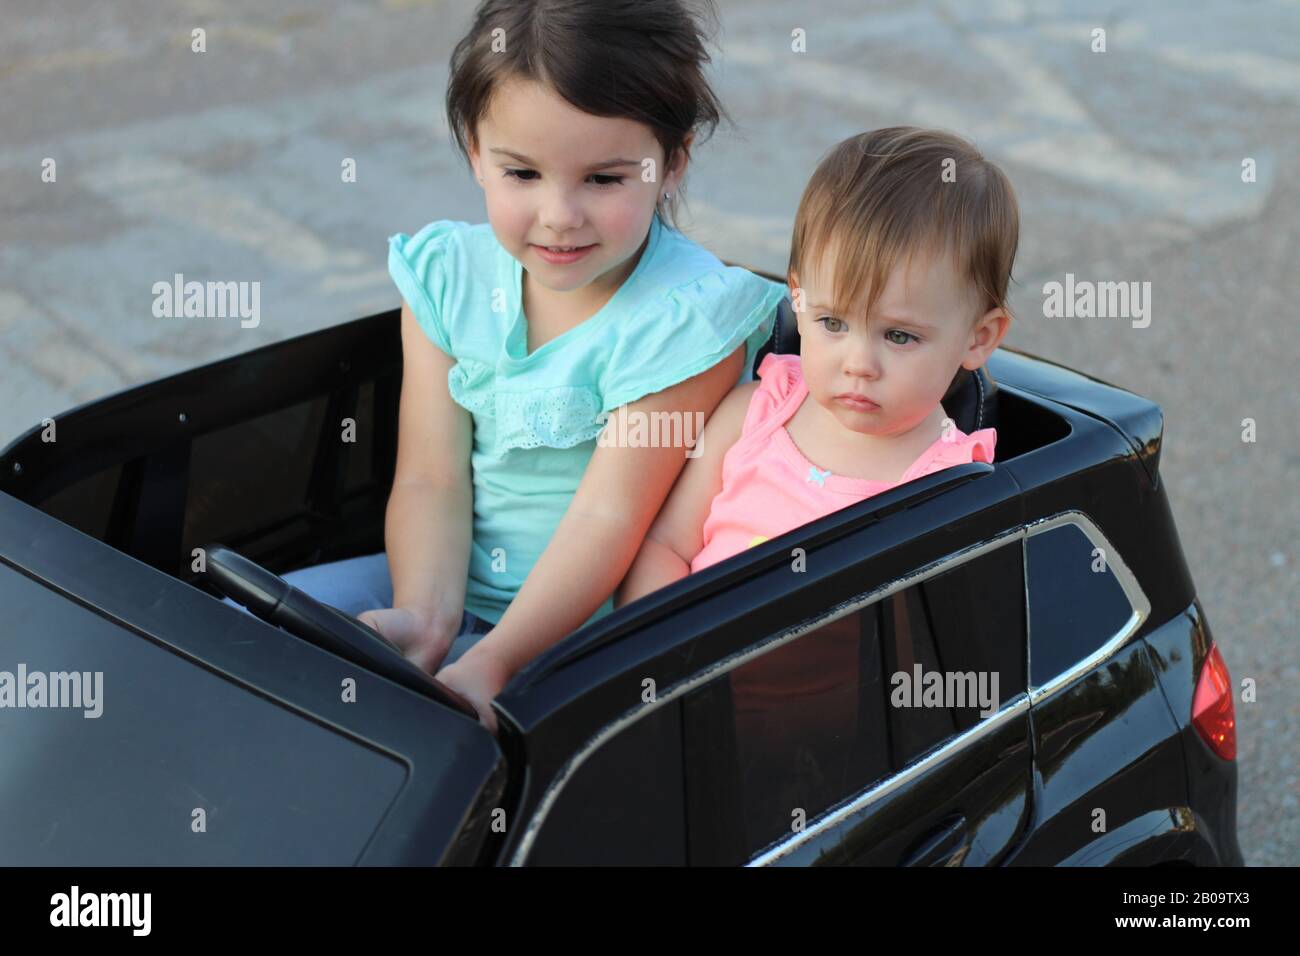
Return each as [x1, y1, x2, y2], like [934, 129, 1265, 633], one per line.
[786, 127, 1019, 325]
[793, 196, 951, 321]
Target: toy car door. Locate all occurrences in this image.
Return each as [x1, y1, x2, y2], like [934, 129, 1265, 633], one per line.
[671, 467, 1032, 865]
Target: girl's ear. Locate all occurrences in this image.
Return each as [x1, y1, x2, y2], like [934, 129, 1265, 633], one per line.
[666, 133, 695, 191]
[962, 306, 1012, 370]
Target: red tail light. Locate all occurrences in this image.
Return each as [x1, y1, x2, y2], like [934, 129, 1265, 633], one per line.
[1191, 643, 1236, 760]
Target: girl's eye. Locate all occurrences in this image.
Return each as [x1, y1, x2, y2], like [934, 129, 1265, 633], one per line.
[817, 316, 846, 333]
[885, 329, 919, 346]
[501, 169, 624, 187]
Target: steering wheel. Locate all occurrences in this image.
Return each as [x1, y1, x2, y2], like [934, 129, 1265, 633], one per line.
[200, 543, 480, 722]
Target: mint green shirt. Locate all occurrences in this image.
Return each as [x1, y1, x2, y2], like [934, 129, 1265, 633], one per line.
[387, 213, 786, 628]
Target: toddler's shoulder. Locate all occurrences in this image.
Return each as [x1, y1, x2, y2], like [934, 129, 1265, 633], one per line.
[929, 426, 998, 469]
[738, 353, 803, 435]
[754, 352, 804, 403]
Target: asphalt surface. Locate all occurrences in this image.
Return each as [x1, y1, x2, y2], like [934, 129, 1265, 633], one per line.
[1, 0, 1296, 864]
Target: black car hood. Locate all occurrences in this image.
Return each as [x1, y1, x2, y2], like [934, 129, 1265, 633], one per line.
[0, 492, 504, 865]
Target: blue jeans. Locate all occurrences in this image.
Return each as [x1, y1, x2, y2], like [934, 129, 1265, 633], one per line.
[220, 550, 493, 667]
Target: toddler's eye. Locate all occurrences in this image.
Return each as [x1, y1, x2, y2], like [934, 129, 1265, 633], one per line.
[817, 316, 846, 333]
[588, 174, 624, 187]
[885, 329, 918, 345]
[502, 168, 538, 182]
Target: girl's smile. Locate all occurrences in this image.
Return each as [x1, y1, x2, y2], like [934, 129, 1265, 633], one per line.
[530, 243, 599, 265]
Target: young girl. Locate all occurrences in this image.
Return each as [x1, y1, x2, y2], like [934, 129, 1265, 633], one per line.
[226, 0, 787, 732]
[616, 127, 1019, 603]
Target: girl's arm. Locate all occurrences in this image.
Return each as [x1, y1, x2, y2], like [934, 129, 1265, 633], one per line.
[439, 346, 748, 732]
[614, 379, 756, 607]
[364, 302, 475, 671]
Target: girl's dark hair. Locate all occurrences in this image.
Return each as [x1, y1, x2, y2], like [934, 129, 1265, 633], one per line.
[445, 0, 730, 228]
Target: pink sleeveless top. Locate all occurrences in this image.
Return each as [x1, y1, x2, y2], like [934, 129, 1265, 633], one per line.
[690, 353, 997, 573]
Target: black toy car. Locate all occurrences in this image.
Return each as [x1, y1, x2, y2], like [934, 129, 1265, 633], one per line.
[0, 269, 1242, 866]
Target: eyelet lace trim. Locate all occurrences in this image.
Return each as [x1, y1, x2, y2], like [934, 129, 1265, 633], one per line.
[449, 359, 604, 453]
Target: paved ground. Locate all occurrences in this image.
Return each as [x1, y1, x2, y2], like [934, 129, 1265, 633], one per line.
[1, 0, 1296, 863]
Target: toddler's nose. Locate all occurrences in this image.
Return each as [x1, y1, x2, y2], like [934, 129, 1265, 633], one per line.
[843, 337, 881, 379]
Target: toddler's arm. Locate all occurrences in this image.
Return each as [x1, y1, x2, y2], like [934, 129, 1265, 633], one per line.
[615, 380, 755, 607]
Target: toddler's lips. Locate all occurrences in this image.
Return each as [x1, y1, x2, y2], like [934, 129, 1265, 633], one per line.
[835, 393, 880, 411]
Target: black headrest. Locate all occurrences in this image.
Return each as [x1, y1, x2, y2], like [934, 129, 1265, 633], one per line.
[752, 297, 998, 437]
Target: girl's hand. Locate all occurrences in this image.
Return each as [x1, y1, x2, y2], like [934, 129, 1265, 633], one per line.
[436, 649, 512, 735]
[357, 605, 459, 673]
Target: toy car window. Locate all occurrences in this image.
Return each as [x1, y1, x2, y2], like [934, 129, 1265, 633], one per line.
[683, 607, 890, 864]
[883, 539, 1025, 765]
[1026, 523, 1134, 687]
[37, 462, 125, 542]
[527, 698, 686, 865]
[682, 539, 1025, 863]
[880, 586, 957, 765]
[184, 396, 327, 551]
[343, 380, 379, 492]
[916, 541, 1027, 722]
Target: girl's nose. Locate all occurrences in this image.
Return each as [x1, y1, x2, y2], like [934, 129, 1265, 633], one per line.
[538, 186, 584, 234]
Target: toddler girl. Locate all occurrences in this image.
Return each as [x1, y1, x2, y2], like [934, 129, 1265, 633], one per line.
[617, 127, 1018, 601]
[226, 0, 786, 731]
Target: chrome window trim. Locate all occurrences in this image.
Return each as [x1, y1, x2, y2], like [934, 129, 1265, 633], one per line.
[748, 693, 1032, 866]
[509, 509, 1146, 867]
[1023, 511, 1150, 704]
